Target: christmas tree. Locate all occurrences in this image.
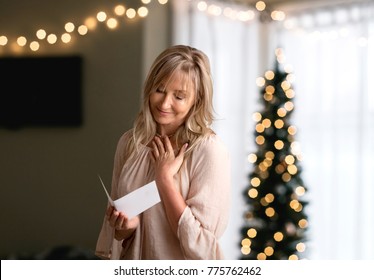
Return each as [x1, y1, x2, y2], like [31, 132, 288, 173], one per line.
[240, 48, 308, 260]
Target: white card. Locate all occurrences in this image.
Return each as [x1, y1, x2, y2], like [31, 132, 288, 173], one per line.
[98, 175, 161, 219]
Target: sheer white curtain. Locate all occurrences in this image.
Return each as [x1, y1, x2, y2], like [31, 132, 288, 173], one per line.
[171, 0, 260, 259]
[274, 3, 374, 259]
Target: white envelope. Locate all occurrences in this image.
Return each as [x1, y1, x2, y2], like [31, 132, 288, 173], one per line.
[98, 175, 161, 219]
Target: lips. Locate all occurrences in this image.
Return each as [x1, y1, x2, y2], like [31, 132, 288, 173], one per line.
[157, 108, 172, 116]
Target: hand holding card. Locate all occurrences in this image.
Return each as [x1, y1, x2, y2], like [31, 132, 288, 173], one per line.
[98, 175, 161, 219]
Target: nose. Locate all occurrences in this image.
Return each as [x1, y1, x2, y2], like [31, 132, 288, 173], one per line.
[160, 94, 172, 109]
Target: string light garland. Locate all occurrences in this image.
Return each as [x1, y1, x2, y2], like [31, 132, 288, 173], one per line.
[1, 0, 369, 54]
[0, 0, 289, 54]
[0, 0, 169, 54]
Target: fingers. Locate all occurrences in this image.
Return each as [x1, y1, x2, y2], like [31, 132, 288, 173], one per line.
[151, 140, 159, 158]
[177, 143, 189, 158]
[154, 136, 166, 154]
[163, 136, 174, 153]
[152, 136, 174, 159]
[106, 207, 129, 230]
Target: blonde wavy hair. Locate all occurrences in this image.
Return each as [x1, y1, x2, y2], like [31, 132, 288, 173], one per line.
[124, 45, 215, 163]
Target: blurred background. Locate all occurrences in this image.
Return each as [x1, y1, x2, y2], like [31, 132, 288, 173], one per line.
[0, 0, 373, 260]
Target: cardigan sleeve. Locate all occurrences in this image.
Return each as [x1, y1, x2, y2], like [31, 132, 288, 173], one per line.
[177, 135, 231, 259]
[95, 131, 131, 259]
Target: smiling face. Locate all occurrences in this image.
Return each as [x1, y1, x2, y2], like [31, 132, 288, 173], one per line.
[149, 70, 196, 136]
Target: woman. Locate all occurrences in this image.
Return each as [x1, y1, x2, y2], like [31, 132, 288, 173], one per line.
[96, 45, 231, 259]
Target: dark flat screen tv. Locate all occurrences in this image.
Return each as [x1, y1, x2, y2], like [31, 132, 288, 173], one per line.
[0, 55, 83, 129]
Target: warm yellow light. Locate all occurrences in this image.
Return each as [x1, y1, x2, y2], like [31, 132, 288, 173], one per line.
[271, 10, 286, 21]
[114, 5, 126, 16]
[141, 0, 151, 4]
[265, 151, 274, 159]
[223, 7, 234, 19]
[36, 29, 46, 40]
[197, 1, 208, 11]
[106, 18, 118, 29]
[30, 41, 39, 51]
[61, 33, 71, 43]
[265, 70, 275, 80]
[259, 163, 267, 172]
[285, 155, 295, 165]
[248, 188, 258, 198]
[252, 112, 262, 122]
[265, 193, 274, 203]
[238, 10, 255, 22]
[287, 164, 298, 175]
[277, 108, 287, 117]
[274, 232, 284, 242]
[65, 22, 75, 33]
[241, 238, 251, 247]
[97, 11, 107, 22]
[241, 247, 251, 255]
[256, 124, 265, 133]
[248, 153, 257, 163]
[257, 253, 266, 260]
[281, 80, 291, 91]
[260, 197, 269, 206]
[251, 177, 261, 187]
[265, 85, 275, 94]
[290, 199, 300, 210]
[298, 219, 308, 228]
[78, 25, 88, 35]
[17, 36, 27, 47]
[282, 172, 291, 182]
[126, 8, 137, 19]
[264, 93, 273, 101]
[264, 158, 272, 167]
[291, 141, 302, 156]
[259, 171, 269, 179]
[289, 254, 299, 260]
[286, 73, 295, 83]
[285, 101, 294, 111]
[264, 246, 274, 256]
[247, 228, 257, 238]
[138, 6, 149, 17]
[295, 203, 303, 212]
[256, 77, 265, 87]
[275, 164, 285, 174]
[158, 0, 168, 4]
[288, 125, 297, 135]
[208, 4, 222, 16]
[274, 140, 284, 150]
[265, 207, 275, 217]
[296, 242, 306, 252]
[262, 118, 271, 128]
[85, 17, 97, 30]
[0, 35, 8, 46]
[256, 135, 265, 145]
[285, 89, 295, 98]
[47, 34, 57, 44]
[256, 1, 266, 11]
[295, 186, 305, 196]
[274, 119, 284, 129]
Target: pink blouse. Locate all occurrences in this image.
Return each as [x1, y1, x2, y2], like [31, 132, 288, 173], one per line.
[95, 130, 231, 259]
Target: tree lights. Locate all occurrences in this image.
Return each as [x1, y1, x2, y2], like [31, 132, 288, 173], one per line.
[240, 48, 309, 260]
